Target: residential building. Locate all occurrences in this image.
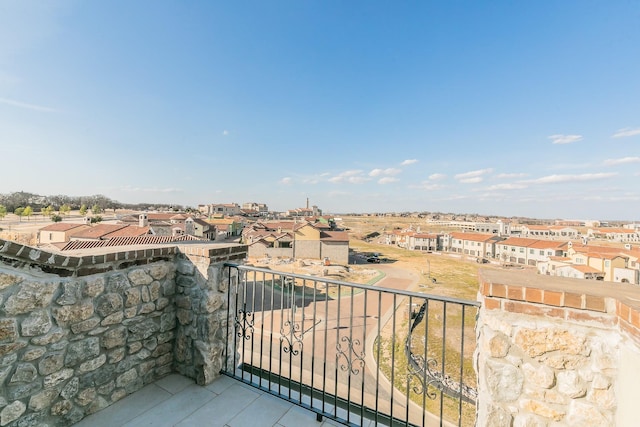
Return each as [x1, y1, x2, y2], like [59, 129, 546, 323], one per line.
[443, 232, 503, 258]
[408, 233, 440, 251]
[242, 220, 348, 264]
[241, 202, 268, 215]
[199, 203, 242, 216]
[495, 237, 540, 265]
[37, 222, 91, 245]
[206, 217, 243, 239]
[587, 227, 640, 242]
[521, 225, 579, 239]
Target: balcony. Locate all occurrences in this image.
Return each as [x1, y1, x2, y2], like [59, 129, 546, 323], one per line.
[3, 238, 637, 426]
[72, 263, 479, 427]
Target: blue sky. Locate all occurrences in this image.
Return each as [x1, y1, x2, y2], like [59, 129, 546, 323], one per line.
[1, 1, 639, 220]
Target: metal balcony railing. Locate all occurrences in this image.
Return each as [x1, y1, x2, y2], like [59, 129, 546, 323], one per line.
[222, 264, 479, 427]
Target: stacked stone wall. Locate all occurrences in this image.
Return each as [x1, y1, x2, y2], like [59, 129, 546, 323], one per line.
[476, 272, 640, 427]
[0, 239, 246, 427]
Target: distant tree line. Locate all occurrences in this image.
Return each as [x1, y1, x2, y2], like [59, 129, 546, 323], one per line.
[0, 191, 189, 217]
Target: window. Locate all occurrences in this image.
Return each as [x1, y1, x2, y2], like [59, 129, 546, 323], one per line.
[540, 250, 544, 255]
[519, 248, 524, 253]
[530, 249, 534, 254]
[605, 260, 610, 267]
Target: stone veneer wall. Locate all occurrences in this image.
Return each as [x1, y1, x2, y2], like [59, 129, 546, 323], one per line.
[0, 238, 246, 427]
[476, 269, 640, 427]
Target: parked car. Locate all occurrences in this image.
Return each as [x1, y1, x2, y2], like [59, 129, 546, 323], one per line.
[367, 257, 381, 263]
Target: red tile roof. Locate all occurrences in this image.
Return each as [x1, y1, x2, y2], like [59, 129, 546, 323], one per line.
[320, 231, 349, 242]
[69, 224, 130, 239]
[39, 223, 89, 232]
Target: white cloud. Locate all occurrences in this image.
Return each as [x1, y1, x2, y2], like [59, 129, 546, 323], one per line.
[329, 170, 370, 184]
[548, 134, 583, 145]
[378, 177, 399, 184]
[0, 97, 59, 113]
[495, 173, 528, 179]
[486, 183, 528, 190]
[428, 173, 446, 181]
[525, 173, 617, 184]
[454, 168, 493, 183]
[369, 168, 401, 177]
[604, 157, 640, 166]
[611, 128, 640, 138]
[412, 181, 442, 191]
[280, 177, 292, 185]
[459, 177, 483, 184]
[222, 130, 229, 136]
[401, 159, 418, 166]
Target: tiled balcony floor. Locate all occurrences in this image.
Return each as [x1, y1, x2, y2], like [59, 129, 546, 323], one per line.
[73, 374, 350, 427]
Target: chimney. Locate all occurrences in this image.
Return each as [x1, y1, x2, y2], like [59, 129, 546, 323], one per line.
[139, 213, 148, 227]
[306, 198, 309, 209]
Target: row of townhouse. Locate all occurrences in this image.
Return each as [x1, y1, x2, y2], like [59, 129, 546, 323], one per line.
[384, 228, 640, 284]
[538, 242, 640, 284]
[587, 227, 640, 242]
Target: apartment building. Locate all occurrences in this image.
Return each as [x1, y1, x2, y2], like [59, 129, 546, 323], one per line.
[443, 232, 503, 258]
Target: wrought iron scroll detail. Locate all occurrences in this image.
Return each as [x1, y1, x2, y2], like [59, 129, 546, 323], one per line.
[235, 306, 254, 341]
[280, 318, 304, 356]
[405, 302, 478, 403]
[336, 336, 365, 376]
